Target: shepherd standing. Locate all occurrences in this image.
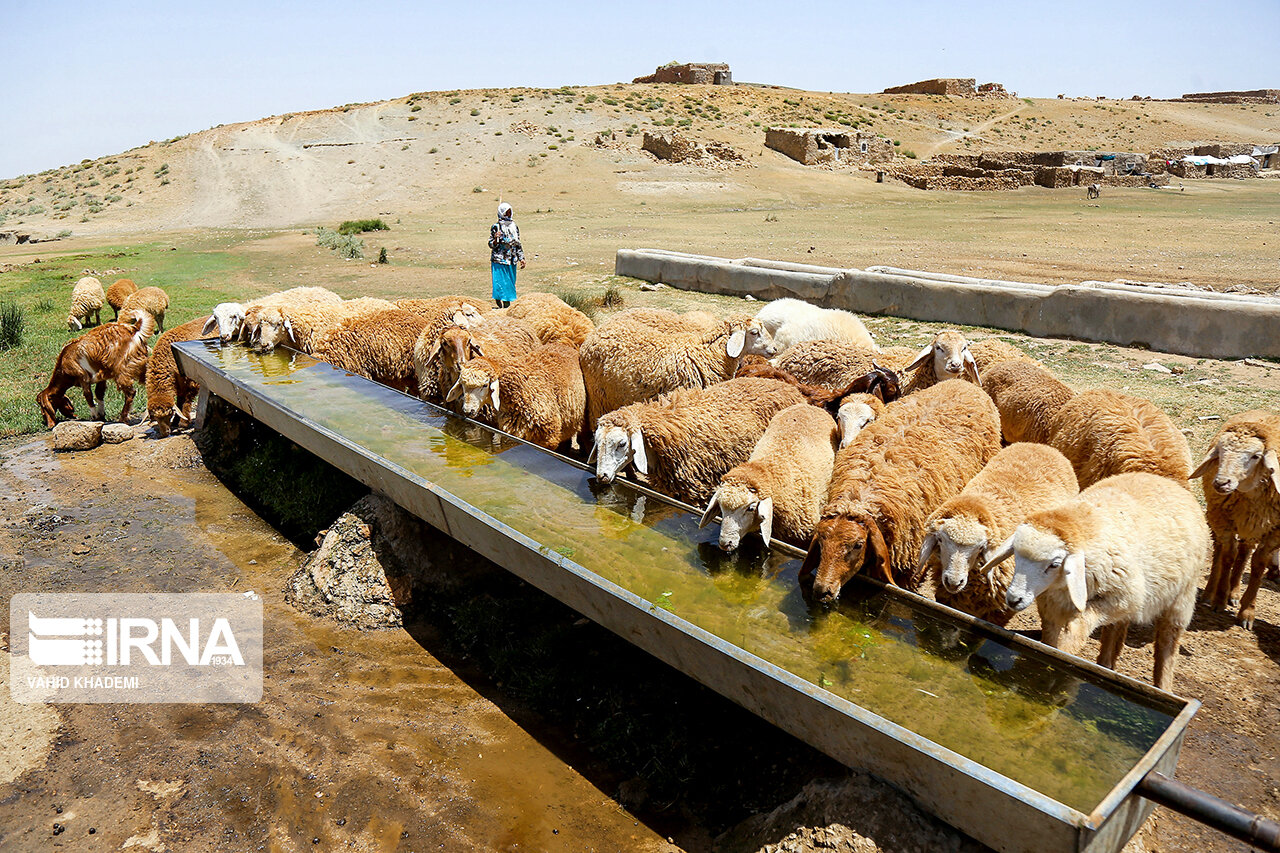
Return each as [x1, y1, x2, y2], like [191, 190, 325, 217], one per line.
[489, 202, 525, 308]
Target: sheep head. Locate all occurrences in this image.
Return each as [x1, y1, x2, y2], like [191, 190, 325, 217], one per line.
[1193, 430, 1280, 497]
[699, 478, 774, 550]
[252, 307, 294, 352]
[590, 421, 647, 485]
[907, 331, 979, 384]
[919, 503, 996, 594]
[208, 303, 246, 342]
[836, 394, 883, 449]
[982, 522, 1088, 614]
[725, 316, 778, 359]
[447, 361, 500, 418]
[67, 315, 83, 331]
[453, 303, 486, 327]
[801, 509, 892, 605]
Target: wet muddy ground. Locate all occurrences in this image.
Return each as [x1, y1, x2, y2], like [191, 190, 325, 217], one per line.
[2, 426, 1279, 852]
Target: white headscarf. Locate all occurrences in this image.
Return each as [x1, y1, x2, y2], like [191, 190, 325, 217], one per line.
[497, 202, 513, 220]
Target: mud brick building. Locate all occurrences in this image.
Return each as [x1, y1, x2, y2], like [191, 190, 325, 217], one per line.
[883, 78, 975, 96]
[765, 127, 894, 166]
[634, 63, 732, 85]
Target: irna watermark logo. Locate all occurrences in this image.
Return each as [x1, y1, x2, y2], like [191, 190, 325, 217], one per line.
[10, 593, 262, 703]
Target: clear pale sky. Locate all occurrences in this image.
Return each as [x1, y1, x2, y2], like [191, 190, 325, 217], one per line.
[5, 0, 1275, 178]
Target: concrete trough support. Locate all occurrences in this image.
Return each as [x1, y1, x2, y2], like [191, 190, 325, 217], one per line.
[614, 249, 1280, 361]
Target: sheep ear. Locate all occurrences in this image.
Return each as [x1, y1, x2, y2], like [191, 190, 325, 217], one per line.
[586, 438, 598, 464]
[1063, 552, 1088, 612]
[698, 492, 720, 529]
[962, 349, 980, 384]
[757, 497, 774, 548]
[1189, 446, 1218, 479]
[979, 535, 1016, 573]
[630, 429, 648, 476]
[917, 532, 938, 573]
[906, 344, 934, 371]
[450, 310, 466, 326]
[283, 318, 295, 342]
[70, 317, 82, 330]
[1264, 449, 1280, 497]
[201, 316, 218, 336]
[727, 328, 746, 359]
[471, 340, 486, 358]
[488, 379, 500, 412]
[425, 339, 443, 365]
[865, 520, 895, 585]
[445, 381, 462, 403]
[799, 538, 820, 580]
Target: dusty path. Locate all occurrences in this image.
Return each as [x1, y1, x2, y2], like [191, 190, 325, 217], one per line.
[923, 105, 1025, 156]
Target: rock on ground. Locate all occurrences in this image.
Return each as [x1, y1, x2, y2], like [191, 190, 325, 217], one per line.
[101, 423, 135, 443]
[286, 493, 439, 629]
[51, 421, 103, 451]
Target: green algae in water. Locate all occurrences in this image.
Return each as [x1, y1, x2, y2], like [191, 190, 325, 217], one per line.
[194, 343, 1178, 813]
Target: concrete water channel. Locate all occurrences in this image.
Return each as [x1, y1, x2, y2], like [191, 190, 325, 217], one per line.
[174, 340, 1198, 853]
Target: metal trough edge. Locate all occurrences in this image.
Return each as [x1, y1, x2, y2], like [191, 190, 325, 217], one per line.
[174, 342, 1193, 853]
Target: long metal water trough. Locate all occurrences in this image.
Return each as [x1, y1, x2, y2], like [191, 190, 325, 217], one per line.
[175, 340, 1248, 853]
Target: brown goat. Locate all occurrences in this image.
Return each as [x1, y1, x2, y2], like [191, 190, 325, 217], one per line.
[38, 310, 153, 428]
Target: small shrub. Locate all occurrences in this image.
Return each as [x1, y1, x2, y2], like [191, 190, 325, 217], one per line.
[554, 289, 597, 319]
[35, 297, 56, 313]
[410, 104, 422, 112]
[337, 218, 388, 235]
[377, 247, 388, 264]
[470, 109, 480, 116]
[903, 149, 918, 159]
[55, 229, 72, 238]
[0, 301, 25, 350]
[428, 147, 438, 154]
[601, 283, 623, 309]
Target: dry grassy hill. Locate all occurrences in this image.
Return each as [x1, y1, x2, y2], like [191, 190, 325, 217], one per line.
[2, 84, 1277, 237]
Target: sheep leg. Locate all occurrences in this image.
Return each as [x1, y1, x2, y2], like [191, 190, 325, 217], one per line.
[1226, 540, 1253, 609]
[1205, 534, 1234, 609]
[1152, 618, 1184, 691]
[116, 382, 136, 424]
[1041, 616, 1091, 654]
[1238, 535, 1279, 631]
[1096, 622, 1129, 670]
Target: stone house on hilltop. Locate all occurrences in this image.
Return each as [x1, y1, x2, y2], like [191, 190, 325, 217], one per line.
[634, 63, 732, 85]
[765, 127, 895, 166]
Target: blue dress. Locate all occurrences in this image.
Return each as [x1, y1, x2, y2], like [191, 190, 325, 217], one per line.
[490, 219, 523, 302]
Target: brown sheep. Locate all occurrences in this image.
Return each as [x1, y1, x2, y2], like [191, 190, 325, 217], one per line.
[146, 315, 215, 436]
[1047, 389, 1192, 489]
[980, 360, 1076, 444]
[450, 342, 586, 450]
[1193, 410, 1280, 629]
[38, 310, 153, 428]
[771, 339, 880, 390]
[105, 278, 138, 320]
[121, 286, 170, 333]
[802, 381, 1002, 603]
[422, 315, 540, 407]
[311, 309, 430, 394]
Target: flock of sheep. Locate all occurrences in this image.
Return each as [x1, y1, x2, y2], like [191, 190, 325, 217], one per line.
[41, 282, 1280, 691]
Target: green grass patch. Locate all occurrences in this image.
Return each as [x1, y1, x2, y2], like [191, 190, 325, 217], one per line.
[336, 218, 388, 236]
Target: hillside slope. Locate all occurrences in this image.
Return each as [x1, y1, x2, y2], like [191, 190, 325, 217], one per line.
[2, 84, 1277, 236]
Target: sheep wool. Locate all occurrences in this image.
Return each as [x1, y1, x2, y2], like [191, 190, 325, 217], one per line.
[486, 342, 587, 450]
[311, 309, 431, 394]
[772, 339, 880, 390]
[755, 298, 878, 354]
[502, 292, 595, 347]
[1047, 389, 1192, 489]
[105, 278, 138, 320]
[147, 315, 216, 435]
[67, 276, 106, 330]
[980, 360, 1076, 444]
[120, 286, 170, 333]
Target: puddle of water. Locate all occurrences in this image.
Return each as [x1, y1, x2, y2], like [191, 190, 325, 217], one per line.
[190, 342, 1181, 814]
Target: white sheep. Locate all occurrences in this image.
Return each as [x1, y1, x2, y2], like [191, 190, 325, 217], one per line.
[204, 303, 247, 343]
[580, 310, 776, 430]
[1193, 410, 1280, 629]
[980, 472, 1209, 690]
[755, 298, 878, 354]
[67, 276, 106, 330]
[699, 403, 838, 550]
[591, 377, 807, 506]
[836, 393, 884, 449]
[236, 286, 344, 345]
[918, 443, 1080, 626]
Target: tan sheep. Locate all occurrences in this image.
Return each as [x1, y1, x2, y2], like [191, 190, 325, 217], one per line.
[980, 472, 1209, 690]
[250, 296, 396, 353]
[580, 311, 776, 429]
[39, 310, 152, 427]
[237, 286, 345, 344]
[918, 443, 1080, 626]
[105, 278, 138, 320]
[310, 309, 431, 394]
[416, 315, 539, 405]
[836, 393, 885, 449]
[803, 381, 1002, 602]
[448, 342, 586, 450]
[67, 276, 106, 330]
[393, 296, 488, 326]
[699, 403, 838, 550]
[980, 361, 1076, 444]
[591, 377, 808, 506]
[1192, 410, 1280, 629]
[1047, 389, 1192, 489]
[770, 339, 879, 390]
[146, 315, 216, 436]
[120, 286, 170, 333]
[879, 331, 1039, 396]
[502, 292, 595, 347]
